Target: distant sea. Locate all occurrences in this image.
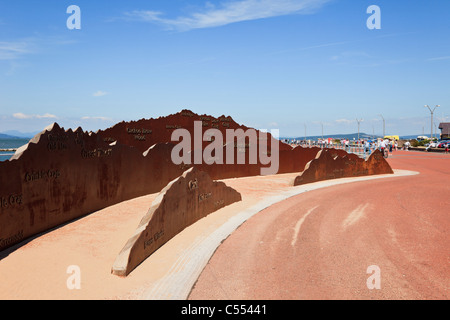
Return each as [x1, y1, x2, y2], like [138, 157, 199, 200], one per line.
[0, 138, 30, 162]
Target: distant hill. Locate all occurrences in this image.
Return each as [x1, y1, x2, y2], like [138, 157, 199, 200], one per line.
[400, 135, 422, 140]
[282, 133, 423, 141]
[282, 132, 383, 141]
[0, 133, 24, 139]
[0, 130, 37, 139]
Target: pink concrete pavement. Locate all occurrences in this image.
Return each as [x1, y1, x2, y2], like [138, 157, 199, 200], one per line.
[0, 150, 447, 300]
[188, 150, 449, 300]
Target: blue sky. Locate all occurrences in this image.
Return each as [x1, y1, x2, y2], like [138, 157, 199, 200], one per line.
[0, 0, 449, 137]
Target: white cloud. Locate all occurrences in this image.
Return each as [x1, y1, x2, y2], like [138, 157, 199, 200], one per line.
[0, 41, 31, 60]
[93, 90, 108, 97]
[330, 51, 372, 61]
[37, 113, 57, 119]
[81, 116, 112, 121]
[12, 113, 31, 119]
[427, 56, 450, 61]
[0, 36, 78, 61]
[125, 0, 332, 31]
[335, 119, 355, 125]
[13, 113, 57, 120]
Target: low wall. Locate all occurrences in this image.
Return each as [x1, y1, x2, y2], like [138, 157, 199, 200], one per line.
[111, 167, 242, 276]
[408, 147, 447, 153]
[0, 110, 394, 253]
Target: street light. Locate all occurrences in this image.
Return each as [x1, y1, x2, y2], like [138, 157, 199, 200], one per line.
[424, 105, 440, 140]
[356, 118, 363, 142]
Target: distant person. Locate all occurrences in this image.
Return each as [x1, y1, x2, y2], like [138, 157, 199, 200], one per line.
[379, 139, 386, 152]
[405, 141, 410, 151]
[364, 140, 370, 153]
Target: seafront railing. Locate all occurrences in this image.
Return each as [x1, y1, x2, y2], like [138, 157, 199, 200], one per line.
[295, 142, 384, 160]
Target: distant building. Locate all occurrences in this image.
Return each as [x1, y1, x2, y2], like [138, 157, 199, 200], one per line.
[439, 123, 450, 140]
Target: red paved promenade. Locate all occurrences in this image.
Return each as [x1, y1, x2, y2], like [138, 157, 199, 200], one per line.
[189, 150, 449, 300]
[0, 150, 447, 300]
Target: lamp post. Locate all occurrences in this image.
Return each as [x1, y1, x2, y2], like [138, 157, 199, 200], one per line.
[424, 105, 440, 140]
[356, 118, 363, 142]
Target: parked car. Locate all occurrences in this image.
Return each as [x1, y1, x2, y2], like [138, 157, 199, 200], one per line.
[426, 141, 441, 151]
[437, 141, 450, 148]
[427, 141, 439, 148]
